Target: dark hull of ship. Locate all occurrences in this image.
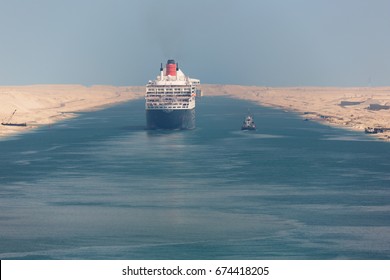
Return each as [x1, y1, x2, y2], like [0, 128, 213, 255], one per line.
[1, 122, 27, 127]
[146, 108, 195, 130]
[241, 126, 256, 131]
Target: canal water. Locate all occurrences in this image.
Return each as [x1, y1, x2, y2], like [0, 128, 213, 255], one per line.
[0, 97, 389, 259]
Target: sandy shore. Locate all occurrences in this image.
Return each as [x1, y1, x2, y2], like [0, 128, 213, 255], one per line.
[2, 84, 390, 141]
[0, 85, 144, 139]
[201, 84, 390, 141]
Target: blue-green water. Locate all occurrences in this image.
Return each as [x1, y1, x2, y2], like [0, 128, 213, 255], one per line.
[1, 97, 390, 259]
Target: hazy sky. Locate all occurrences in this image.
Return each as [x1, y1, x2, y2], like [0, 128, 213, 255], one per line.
[1, 0, 389, 86]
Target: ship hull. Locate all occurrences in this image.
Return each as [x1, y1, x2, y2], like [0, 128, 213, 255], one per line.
[1, 122, 27, 127]
[146, 108, 195, 130]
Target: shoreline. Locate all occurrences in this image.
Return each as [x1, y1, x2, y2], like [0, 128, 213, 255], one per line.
[1, 84, 390, 142]
[201, 84, 390, 141]
[0, 85, 144, 139]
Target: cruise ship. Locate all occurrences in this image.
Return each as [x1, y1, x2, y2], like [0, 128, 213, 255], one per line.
[145, 59, 200, 129]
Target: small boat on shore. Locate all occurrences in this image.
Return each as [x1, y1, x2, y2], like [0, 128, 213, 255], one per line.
[1, 110, 27, 127]
[365, 127, 384, 134]
[241, 115, 256, 130]
[1, 122, 27, 127]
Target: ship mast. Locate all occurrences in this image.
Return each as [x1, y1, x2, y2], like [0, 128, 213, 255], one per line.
[6, 109, 17, 123]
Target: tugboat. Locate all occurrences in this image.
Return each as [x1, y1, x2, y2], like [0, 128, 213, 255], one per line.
[241, 115, 256, 130]
[365, 127, 384, 134]
[1, 109, 27, 127]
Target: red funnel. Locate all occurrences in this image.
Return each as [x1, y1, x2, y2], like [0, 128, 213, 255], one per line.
[166, 59, 177, 76]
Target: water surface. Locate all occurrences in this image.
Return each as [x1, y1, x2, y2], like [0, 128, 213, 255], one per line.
[0, 97, 389, 259]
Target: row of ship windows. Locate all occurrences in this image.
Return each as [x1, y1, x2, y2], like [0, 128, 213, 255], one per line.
[146, 98, 192, 101]
[146, 102, 190, 106]
[148, 87, 195, 90]
[146, 95, 195, 98]
[147, 106, 190, 109]
[147, 85, 195, 88]
[146, 89, 192, 91]
[146, 91, 195, 96]
[148, 89, 192, 91]
[147, 102, 191, 105]
[146, 94, 192, 98]
[147, 87, 195, 90]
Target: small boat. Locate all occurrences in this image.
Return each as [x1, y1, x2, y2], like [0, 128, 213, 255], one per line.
[365, 127, 383, 134]
[1, 109, 27, 127]
[1, 122, 27, 127]
[241, 115, 256, 130]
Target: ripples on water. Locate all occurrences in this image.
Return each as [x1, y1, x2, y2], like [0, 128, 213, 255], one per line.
[0, 97, 389, 259]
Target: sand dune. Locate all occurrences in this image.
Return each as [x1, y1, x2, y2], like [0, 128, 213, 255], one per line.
[0, 85, 144, 138]
[1, 84, 390, 141]
[201, 84, 390, 141]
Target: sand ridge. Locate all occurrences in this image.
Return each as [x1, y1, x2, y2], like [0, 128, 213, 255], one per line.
[1, 84, 390, 141]
[201, 84, 390, 141]
[0, 85, 144, 138]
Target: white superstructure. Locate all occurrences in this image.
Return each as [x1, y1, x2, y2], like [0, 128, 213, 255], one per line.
[145, 61, 200, 111]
